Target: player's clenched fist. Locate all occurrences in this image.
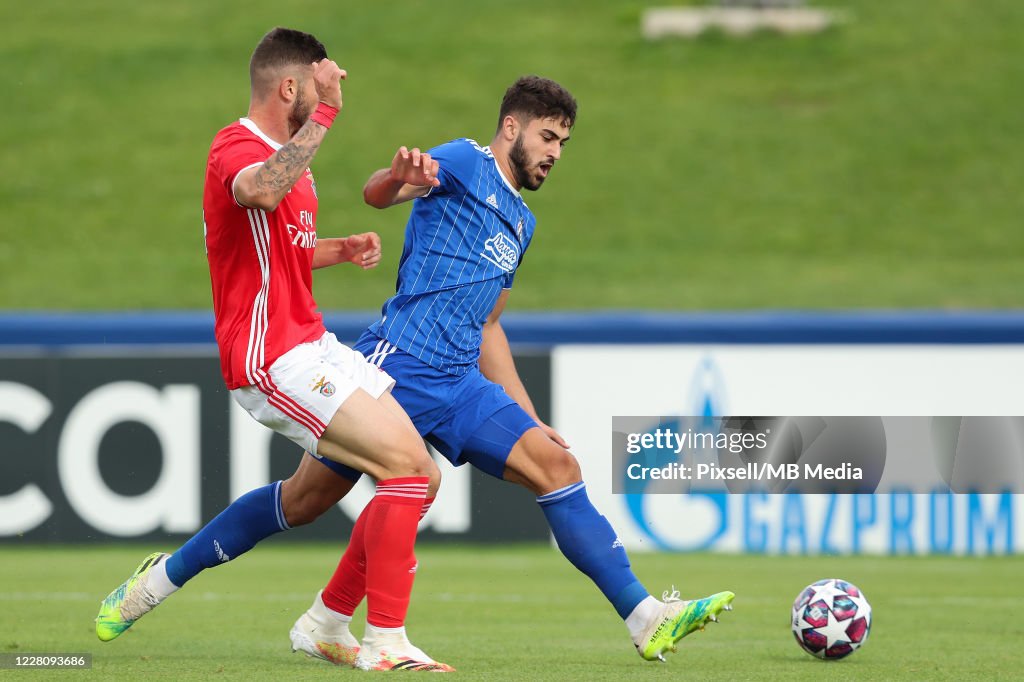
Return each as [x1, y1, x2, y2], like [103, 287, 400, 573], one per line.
[312, 59, 346, 109]
[389, 146, 440, 188]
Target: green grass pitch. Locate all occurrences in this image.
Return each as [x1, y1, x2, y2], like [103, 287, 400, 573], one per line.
[3, 1, 1024, 310]
[1, 544, 1021, 680]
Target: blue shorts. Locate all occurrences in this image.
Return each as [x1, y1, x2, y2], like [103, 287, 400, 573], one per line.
[312, 332, 539, 482]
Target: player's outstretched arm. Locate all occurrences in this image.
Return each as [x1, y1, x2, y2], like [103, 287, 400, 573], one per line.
[235, 60, 346, 212]
[479, 290, 571, 449]
[312, 233, 382, 270]
[363, 146, 440, 208]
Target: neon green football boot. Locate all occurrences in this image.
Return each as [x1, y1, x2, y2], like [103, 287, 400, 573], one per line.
[95, 552, 169, 642]
[635, 588, 735, 662]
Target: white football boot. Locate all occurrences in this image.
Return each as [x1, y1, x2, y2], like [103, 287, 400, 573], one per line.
[289, 590, 361, 667]
[354, 627, 455, 672]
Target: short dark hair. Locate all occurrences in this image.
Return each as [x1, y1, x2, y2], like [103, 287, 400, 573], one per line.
[497, 76, 577, 132]
[249, 27, 328, 93]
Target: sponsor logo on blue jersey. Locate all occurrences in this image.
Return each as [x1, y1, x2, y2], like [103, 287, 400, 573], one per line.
[481, 232, 520, 272]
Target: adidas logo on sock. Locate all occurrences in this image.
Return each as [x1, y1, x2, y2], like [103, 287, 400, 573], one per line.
[214, 540, 231, 563]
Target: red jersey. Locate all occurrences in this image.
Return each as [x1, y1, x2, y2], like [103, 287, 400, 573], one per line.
[203, 118, 326, 389]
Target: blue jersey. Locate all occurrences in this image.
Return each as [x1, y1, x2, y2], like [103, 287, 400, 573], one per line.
[367, 138, 536, 375]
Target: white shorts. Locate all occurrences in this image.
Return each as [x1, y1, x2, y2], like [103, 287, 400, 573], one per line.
[231, 331, 395, 456]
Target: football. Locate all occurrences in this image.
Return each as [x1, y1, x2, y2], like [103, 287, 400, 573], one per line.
[791, 578, 871, 660]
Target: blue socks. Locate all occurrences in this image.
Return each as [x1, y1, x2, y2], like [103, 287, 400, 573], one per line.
[537, 482, 650, 619]
[163, 477, 648, 620]
[164, 481, 290, 587]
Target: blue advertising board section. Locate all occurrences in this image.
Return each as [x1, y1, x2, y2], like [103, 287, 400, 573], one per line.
[2, 311, 1023, 553]
[4, 310, 1024, 347]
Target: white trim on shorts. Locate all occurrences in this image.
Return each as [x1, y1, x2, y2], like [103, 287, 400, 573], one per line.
[231, 331, 395, 456]
[364, 338, 399, 367]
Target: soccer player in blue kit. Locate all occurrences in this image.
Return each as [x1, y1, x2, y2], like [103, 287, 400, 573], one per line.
[98, 76, 734, 668]
[303, 74, 734, 666]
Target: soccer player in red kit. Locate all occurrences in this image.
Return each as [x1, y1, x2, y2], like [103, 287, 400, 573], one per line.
[95, 27, 453, 672]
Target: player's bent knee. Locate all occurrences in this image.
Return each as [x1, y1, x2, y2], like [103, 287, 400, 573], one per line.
[383, 436, 438, 481]
[426, 461, 442, 497]
[507, 431, 584, 495]
[528, 443, 582, 493]
[549, 449, 582, 488]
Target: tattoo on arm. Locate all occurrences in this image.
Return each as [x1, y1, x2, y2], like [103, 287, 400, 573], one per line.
[251, 121, 327, 199]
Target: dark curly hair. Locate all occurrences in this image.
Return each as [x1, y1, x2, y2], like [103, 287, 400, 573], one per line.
[497, 76, 577, 131]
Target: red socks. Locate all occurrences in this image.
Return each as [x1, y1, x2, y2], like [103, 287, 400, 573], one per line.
[420, 495, 435, 521]
[322, 501, 370, 617]
[322, 479, 430, 628]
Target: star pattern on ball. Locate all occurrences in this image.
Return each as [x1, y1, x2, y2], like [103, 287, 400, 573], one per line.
[791, 578, 872, 660]
[809, 580, 849, 610]
[820, 606, 851, 650]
